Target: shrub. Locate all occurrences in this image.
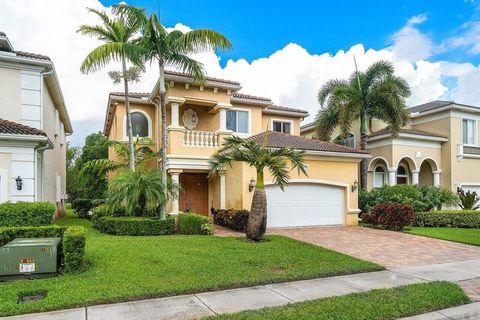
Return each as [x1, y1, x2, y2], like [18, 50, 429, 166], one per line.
[0, 225, 66, 247]
[457, 189, 480, 210]
[94, 216, 175, 236]
[362, 203, 414, 231]
[91, 204, 127, 226]
[72, 199, 105, 218]
[62, 226, 86, 273]
[359, 185, 446, 213]
[414, 210, 480, 228]
[212, 209, 249, 232]
[178, 213, 214, 235]
[0, 202, 55, 227]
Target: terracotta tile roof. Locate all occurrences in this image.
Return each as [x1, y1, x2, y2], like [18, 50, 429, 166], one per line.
[408, 101, 454, 114]
[0, 118, 46, 136]
[368, 127, 447, 139]
[250, 131, 369, 154]
[14, 51, 51, 61]
[0, 31, 5, 36]
[265, 104, 309, 114]
[164, 70, 240, 86]
[109, 92, 150, 99]
[232, 93, 272, 102]
[300, 121, 315, 130]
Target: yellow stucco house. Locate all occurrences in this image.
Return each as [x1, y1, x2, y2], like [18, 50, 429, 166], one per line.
[0, 32, 72, 214]
[103, 71, 369, 227]
[301, 101, 480, 195]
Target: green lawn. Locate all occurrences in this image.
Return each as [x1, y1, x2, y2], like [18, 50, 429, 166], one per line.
[0, 211, 382, 316]
[204, 282, 470, 320]
[406, 227, 480, 246]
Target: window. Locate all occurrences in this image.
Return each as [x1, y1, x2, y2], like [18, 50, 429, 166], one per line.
[334, 133, 355, 148]
[396, 164, 409, 185]
[272, 120, 291, 134]
[374, 165, 386, 188]
[131, 112, 149, 137]
[227, 110, 248, 133]
[463, 119, 477, 145]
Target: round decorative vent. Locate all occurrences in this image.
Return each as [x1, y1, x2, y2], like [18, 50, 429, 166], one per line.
[182, 109, 198, 130]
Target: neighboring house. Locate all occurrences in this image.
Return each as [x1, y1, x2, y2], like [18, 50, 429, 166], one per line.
[103, 71, 369, 227]
[0, 32, 72, 215]
[301, 101, 480, 195]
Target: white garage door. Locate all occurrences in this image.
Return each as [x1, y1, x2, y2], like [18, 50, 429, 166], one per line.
[265, 183, 344, 228]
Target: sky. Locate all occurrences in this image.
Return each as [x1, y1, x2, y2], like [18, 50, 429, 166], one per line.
[1, 0, 480, 146]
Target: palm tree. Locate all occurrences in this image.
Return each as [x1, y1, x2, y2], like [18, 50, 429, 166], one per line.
[114, 4, 232, 219]
[81, 137, 157, 175]
[78, 7, 145, 171]
[315, 60, 411, 187]
[209, 135, 307, 241]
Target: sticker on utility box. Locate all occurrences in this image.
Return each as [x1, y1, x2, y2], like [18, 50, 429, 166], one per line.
[19, 263, 36, 273]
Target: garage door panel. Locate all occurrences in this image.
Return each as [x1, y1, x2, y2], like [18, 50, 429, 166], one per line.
[265, 183, 344, 228]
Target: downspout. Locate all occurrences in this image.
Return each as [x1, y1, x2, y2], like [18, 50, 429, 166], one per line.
[35, 142, 52, 202]
[40, 67, 53, 131]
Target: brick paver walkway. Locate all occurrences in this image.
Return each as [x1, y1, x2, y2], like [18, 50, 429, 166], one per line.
[268, 226, 480, 268]
[459, 278, 480, 302]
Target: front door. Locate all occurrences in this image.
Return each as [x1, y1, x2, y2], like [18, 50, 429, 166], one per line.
[179, 173, 209, 216]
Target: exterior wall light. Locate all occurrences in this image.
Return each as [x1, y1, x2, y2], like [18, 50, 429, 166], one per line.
[248, 178, 256, 192]
[351, 180, 358, 192]
[15, 176, 23, 190]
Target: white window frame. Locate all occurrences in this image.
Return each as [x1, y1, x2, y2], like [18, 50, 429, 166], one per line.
[373, 164, 387, 188]
[334, 132, 356, 148]
[226, 107, 251, 136]
[462, 118, 477, 146]
[271, 119, 293, 134]
[123, 109, 152, 140]
[396, 163, 410, 185]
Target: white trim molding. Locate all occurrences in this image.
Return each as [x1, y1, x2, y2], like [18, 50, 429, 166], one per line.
[271, 118, 294, 134]
[123, 109, 153, 140]
[165, 155, 211, 171]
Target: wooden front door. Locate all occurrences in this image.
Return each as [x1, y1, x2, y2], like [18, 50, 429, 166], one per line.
[179, 173, 209, 216]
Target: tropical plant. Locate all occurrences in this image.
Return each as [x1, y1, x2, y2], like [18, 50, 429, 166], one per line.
[209, 135, 307, 241]
[107, 169, 179, 216]
[113, 4, 232, 219]
[437, 187, 458, 210]
[81, 137, 157, 175]
[315, 60, 411, 187]
[78, 7, 145, 171]
[457, 189, 480, 210]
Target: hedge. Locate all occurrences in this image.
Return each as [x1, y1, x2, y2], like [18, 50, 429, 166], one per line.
[413, 210, 480, 228]
[0, 225, 86, 273]
[178, 213, 214, 235]
[62, 226, 86, 273]
[91, 204, 127, 225]
[0, 202, 56, 227]
[72, 199, 106, 218]
[94, 216, 175, 236]
[212, 209, 249, 232]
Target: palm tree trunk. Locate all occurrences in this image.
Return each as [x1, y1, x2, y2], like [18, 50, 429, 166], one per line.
[158, 61, 167, 220]
[246, 170, 267, 241]
[359, 111, 368, 188]
[122, 58, 135, 171]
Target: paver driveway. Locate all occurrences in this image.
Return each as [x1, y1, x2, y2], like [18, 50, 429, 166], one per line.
[268, 226, 480, 268]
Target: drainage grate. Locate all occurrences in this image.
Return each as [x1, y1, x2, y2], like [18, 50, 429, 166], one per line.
[18, 291, 47, 304]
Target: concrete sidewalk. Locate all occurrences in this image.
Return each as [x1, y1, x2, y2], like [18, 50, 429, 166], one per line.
[3, 259, 480, 320]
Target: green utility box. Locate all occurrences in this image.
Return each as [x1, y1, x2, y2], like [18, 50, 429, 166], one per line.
[0, 238, 61, 278]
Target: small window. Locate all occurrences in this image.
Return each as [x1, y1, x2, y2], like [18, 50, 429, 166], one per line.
[272, 120, 291, 134]
[227, 110, 248, 133]
[334, 133, 355, 148]
[374, 166, 386, 188]
[463, 119, 477, 145]
[396, 164, 409, 185]
[131, 112, 149, 137]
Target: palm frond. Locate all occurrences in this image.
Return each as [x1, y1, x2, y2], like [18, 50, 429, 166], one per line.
[175, 29, 232, 53]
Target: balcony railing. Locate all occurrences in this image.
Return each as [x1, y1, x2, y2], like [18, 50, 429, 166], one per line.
[183, 130, 219, 147]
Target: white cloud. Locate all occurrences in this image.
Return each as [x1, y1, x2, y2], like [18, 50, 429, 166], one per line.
[1, 3, 479, 146]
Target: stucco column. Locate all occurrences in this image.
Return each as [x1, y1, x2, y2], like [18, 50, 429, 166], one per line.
[388, 168, 397, 186]
[219, 169, 226, 209]
[171, 102, 180, 127]
[219, 109, 227, 132]
[433, 170, 441, 188]
[411, 170, 419, 185]
[170, 171, 180, 215]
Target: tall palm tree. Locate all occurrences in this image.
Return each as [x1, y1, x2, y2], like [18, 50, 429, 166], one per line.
[78, 7, 145, 171]
[209, 135, 307, 241]
[316, 60, 411, 187]
[114, 4, 232, 219]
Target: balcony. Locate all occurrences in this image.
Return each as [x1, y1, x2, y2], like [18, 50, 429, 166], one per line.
[457, 144, 480, 160]
[183, 130, 219, 147]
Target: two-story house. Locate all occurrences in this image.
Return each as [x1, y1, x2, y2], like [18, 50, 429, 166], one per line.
[0, 32, 72, 215]
[301, 101, 480, 195]
[103, 71, 369, 227]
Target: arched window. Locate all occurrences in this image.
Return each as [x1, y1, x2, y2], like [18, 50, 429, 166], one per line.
[131, 112, 149, 137]
[374, 165, 386, 188]
[396, 163, 409, 185]
[334, 133, 355, 148]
